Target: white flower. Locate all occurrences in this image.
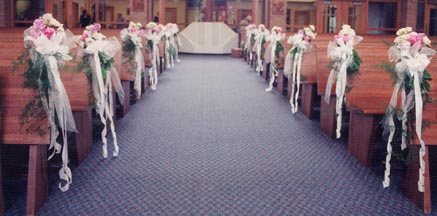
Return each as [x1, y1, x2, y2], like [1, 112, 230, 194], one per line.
[42, 13, 54, 22]
[423, 36, 431, 46]
[339, 24, 355, 36]
[394, 34, 410, 44]
[49, 18, 62, 28]
[309, 25, 315, 32]
[396, 27, 413, 36]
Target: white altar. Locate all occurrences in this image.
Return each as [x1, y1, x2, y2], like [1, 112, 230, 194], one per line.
[179, 22, 238, 54]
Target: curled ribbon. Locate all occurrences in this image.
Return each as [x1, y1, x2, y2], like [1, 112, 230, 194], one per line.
[382, 42, 435, 191]
[24, 29, 77, 192]
[324, 35, 362, 138]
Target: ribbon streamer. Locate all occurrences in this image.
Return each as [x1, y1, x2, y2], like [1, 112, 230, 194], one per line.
[24, 29, 77, 191]
[383, 43, 435, 191]
[324, 36, 362, 138]
[254, 31, 268, 74]
[121, 28, 145, 99]
[284, 35, 310, 114]
[84, 36, 124, 159]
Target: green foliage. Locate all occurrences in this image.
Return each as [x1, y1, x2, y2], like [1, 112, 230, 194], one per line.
[346, 49, 362, 79]
[12, 50, 51, 136]
[289, 47, 298, 56]
[148, 40, 154, 50]
[380, 56, 434, 163]
[275, 41, 284, 57]
[122, 39, 137, 75]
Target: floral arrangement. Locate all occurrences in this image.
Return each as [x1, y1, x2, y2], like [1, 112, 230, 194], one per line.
[265, 26, 285, 92]
[164, 23, 177, 68]
[145, 22, 161, 90]
[284, 25, 316, 113]
[254, 24, 270, 74]
[167, 23, 182, 63]
[382, 27, 436, 192]
[121, 21, 145, 99]
[245, 24, 258, 60]
[77, 23, 125, 159]
[14, 13, 76, 192]
[324, 24, 363, 138]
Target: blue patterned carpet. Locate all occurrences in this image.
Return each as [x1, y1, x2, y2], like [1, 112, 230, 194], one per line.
[3, 54, 436, 215]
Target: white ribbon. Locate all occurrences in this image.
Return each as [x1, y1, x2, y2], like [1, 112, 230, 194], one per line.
[383, 43, 435, 191]
[84, 36, 124, 159]
[148, 39, 159, 90]
[324, 36, 362, 138]
[24, 29, 76, 192]
[265, 39, 278, 92]
[175, 33, 182, 62]
[121, 29, 145, 99]
[284, 35, 310, 113]
[254, 31, 269, 74]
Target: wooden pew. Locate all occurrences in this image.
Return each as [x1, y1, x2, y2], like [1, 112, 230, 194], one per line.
[0, 61, 50, 216]
[0, 152, 3, 216]
[0, 36, 93, 215]
[315, 35, 394, 138]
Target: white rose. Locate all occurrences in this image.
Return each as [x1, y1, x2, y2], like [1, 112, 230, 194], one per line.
[49, 19, 62, 28]
[423, 36, 431, 46]
[309, 25, 315, 32]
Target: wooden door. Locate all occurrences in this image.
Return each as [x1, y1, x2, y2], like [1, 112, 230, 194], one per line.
[316, 0, 365, 34]
[424, 4, 437, 36]
[165, 8, 177, 24]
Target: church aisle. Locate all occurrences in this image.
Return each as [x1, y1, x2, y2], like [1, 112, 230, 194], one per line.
[9, 54, 429, 215]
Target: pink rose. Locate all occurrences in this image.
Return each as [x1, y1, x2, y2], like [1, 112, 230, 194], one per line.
[416, 33, 425, 48]
[303, 35, 310, 42]
[80, 32, 88, 41]
[408, 34, 417, 45]
[29, 27, 42, 39]
[33, 19, 46, 30]
[342, 34, 349, 43]
[43, 27, 56, 39]
[138, 29, 145, 37]
[297, 30, 304, 35]
[92, 23, 101, 33]
[334, 35, 343, 44]
[129, 28, 137, 33]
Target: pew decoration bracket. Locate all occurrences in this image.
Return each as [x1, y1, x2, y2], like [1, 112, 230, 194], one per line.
[381, 27, 435, 192]
[12, 13, 77, 192]
[76, 23, 124, 159]
[265, 26, 285, 92]
[254, 24, 269, 74]
[121, 21, 145, 100]
[324, 24, 363, 139]
[284, 25, 316, 114]
[145, 22, 163, 90]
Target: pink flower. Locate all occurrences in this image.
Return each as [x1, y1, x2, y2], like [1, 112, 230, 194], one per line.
[334, 35, 343, 44]
[29, 27, 42, 38]
[43, 27, 56, 39]
[416, 33, 425, 48]
[91, 23, 101, 33]
[342, 34, 349, 43]
[297, 30, 304, 35]
[408, 34, 417, 45]
[80, 32, 88, 41]
[138, 29, 145, 37]
[33, 18, 46, 30]
[303, 35, 310, 42]
[129, 28, 137, 33]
